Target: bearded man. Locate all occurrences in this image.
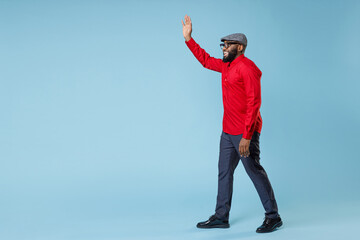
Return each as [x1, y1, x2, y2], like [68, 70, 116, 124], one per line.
[181, 15, 282, 233]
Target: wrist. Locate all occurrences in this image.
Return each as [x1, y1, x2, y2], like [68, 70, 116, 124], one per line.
[185, 36, 192, 42]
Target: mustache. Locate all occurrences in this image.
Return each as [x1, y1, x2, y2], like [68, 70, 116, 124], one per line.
[222, 49, 238, 62]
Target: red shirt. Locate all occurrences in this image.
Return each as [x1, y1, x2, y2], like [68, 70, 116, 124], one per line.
[186, 38, 262, 139]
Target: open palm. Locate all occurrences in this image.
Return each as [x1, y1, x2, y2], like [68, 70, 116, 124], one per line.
[181, 15, 192, 41]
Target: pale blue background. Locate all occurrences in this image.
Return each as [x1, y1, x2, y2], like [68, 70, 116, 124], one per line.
[1, 0, 360, 239]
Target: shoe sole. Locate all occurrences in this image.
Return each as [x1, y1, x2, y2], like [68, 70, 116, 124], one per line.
[256, 221, 283, 233]
[197, 224, 230, 229]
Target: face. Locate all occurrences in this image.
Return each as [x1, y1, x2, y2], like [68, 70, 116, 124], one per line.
[221, 41, 242, 63]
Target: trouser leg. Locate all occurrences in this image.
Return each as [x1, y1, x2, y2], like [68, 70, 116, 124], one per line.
[231, 132, 279, 219]
[215, 132, 240, 221]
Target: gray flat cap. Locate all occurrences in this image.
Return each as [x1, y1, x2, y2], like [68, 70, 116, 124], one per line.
[221, 33, 247, 46]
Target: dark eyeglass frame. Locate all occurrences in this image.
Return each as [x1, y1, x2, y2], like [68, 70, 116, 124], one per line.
[220, 42, 240, 49]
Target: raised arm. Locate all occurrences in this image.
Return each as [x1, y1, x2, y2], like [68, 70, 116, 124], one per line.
[182, 15, 223, 73]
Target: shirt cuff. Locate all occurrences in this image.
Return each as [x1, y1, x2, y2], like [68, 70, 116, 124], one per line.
[185, 37, 195, 47]
[242, 132, 253, 140]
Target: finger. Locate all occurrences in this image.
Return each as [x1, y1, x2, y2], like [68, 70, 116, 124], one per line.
[244, 148, 248, 157]
[181, 19, 185, 27]
[244, 145, 249, 157]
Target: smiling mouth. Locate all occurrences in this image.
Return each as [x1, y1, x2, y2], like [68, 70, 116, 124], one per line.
[223, 52, 229, 57]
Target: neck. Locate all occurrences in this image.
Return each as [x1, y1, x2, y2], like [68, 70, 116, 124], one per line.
[235, 52, 243, 59]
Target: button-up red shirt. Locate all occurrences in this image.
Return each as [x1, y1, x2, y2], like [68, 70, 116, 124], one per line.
[185, 38, 262, 139]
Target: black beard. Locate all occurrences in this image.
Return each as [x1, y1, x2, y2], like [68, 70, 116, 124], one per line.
[222, 48, 238, 63]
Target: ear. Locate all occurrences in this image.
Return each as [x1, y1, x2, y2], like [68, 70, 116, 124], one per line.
[238, 44, 244, 52]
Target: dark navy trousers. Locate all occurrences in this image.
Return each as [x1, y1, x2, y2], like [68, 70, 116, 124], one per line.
[215, 131, 279, 220]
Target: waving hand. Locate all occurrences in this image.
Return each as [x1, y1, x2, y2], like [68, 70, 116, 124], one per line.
[181, 15, 192, 42]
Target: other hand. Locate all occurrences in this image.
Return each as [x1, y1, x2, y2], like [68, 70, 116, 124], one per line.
[239, 138, 251, 157]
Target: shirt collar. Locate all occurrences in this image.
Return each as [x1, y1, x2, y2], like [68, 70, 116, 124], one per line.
[229, 54, 245, 67]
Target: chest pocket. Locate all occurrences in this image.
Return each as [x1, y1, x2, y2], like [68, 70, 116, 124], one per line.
[226, 67, 244, 87]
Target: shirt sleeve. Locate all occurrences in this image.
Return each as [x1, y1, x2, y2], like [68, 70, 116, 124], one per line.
[185, 38, 223, 73]
[242, 66, 262, 139]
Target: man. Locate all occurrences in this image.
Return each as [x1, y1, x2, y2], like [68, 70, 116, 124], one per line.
[181, 15, 282, 233]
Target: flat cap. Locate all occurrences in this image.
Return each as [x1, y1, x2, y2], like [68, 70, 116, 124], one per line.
[221, 33, 247, 46]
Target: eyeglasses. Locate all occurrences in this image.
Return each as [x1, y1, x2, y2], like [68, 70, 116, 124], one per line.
[220, 42, 240, 49]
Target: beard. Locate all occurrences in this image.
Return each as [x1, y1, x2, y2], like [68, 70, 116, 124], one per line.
[222, 48, 238, 63]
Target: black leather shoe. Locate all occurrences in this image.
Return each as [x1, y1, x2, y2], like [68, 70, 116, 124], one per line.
[197, 215, 230, 229]
[256, 216, 283, 233]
